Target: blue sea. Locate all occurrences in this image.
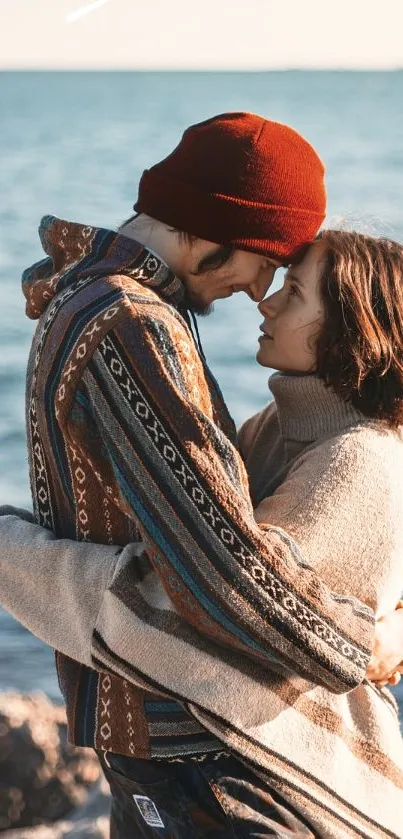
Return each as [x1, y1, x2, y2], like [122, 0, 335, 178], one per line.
[1, 71, 403, 711]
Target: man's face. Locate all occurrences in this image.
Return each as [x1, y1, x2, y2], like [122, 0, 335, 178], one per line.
[177, 239, 282, 314]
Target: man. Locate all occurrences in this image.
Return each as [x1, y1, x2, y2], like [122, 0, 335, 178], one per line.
[1, 112, 401, 837]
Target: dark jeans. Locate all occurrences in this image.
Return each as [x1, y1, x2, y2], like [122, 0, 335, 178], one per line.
[97, 751, 316, 838]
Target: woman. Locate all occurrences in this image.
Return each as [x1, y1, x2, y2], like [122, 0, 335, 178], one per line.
[216, 230, 403, 838]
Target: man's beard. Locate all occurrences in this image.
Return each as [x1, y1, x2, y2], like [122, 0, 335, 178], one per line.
[183, 291, 214, 317]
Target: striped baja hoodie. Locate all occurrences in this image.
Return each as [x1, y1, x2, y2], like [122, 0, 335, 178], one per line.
[21, 215, 383, 834]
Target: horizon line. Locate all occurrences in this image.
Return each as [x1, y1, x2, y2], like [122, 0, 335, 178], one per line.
[1, 66, 402, 73]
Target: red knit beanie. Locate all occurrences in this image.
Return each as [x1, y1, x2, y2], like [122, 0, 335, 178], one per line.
[135, 112, 326, 261]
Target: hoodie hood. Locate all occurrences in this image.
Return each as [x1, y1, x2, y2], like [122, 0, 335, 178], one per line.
[22, 215, 185, 320]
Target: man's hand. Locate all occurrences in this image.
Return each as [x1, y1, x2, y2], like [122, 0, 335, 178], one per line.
[366, 601, 403, 687]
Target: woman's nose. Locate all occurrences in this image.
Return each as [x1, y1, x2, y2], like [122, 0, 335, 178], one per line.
[258, 293, 278, 316]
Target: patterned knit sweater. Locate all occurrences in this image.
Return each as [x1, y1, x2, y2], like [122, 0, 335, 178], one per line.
[3, 217, 386, 811]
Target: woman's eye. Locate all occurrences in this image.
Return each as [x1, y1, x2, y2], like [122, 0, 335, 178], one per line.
[288, 285, 298, 298]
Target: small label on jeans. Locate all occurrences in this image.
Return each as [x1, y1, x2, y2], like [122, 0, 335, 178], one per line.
[133, 795, 165, 828]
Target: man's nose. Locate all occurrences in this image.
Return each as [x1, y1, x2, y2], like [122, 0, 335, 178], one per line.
[249, 265, 276, 302]
[248, 285, 264, 303]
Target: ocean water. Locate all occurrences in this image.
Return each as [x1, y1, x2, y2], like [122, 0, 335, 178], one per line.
[0, 70, 403, 709]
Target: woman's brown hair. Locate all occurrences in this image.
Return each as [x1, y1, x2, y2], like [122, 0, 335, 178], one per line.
[316, 230, 403, 427]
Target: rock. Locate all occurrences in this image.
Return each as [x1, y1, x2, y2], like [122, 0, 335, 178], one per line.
[0, 693, 110, 836]
[0, 774, 110, 839]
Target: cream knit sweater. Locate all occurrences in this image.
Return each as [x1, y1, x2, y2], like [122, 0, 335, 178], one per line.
[239, 373, 403, 618]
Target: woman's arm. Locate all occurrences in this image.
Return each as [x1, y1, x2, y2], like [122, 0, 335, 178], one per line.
[0, 506, 401, 688]
[0, 508, 145, 667]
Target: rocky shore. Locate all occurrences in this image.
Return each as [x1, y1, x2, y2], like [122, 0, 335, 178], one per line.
[0, 693, 110, 839]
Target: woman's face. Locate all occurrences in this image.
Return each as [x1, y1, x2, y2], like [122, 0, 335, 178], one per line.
[256, 241, 327, 373]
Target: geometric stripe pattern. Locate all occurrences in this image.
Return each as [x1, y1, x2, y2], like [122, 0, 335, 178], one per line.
[97, 330, 370, 679]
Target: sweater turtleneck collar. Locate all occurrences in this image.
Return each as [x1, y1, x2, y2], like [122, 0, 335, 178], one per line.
[269, 372, 364, 443]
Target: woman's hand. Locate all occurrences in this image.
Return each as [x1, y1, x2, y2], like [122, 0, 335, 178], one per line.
[366, 601, 403, 687]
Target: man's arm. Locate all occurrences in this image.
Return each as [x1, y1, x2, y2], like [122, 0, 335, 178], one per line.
[56, 300, 375, 695]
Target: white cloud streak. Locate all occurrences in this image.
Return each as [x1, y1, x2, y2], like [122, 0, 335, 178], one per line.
[66, 0, 112, 24]
[1, 0, 402, 68]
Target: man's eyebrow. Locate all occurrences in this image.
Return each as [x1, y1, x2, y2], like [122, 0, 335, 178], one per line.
[198, 247, 222, 271]
[195, 245, 233, 274]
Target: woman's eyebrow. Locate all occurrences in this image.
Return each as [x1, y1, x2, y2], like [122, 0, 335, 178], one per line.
[285, 270, 304, 285]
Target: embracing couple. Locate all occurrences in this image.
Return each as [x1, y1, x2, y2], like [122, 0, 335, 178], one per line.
[1, 112, 403, 839]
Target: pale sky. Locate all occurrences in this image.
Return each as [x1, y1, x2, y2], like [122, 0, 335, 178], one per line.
[1, 0, 402, 70]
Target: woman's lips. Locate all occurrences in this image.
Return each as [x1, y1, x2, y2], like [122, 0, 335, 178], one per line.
[259, 326, 273, 340]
